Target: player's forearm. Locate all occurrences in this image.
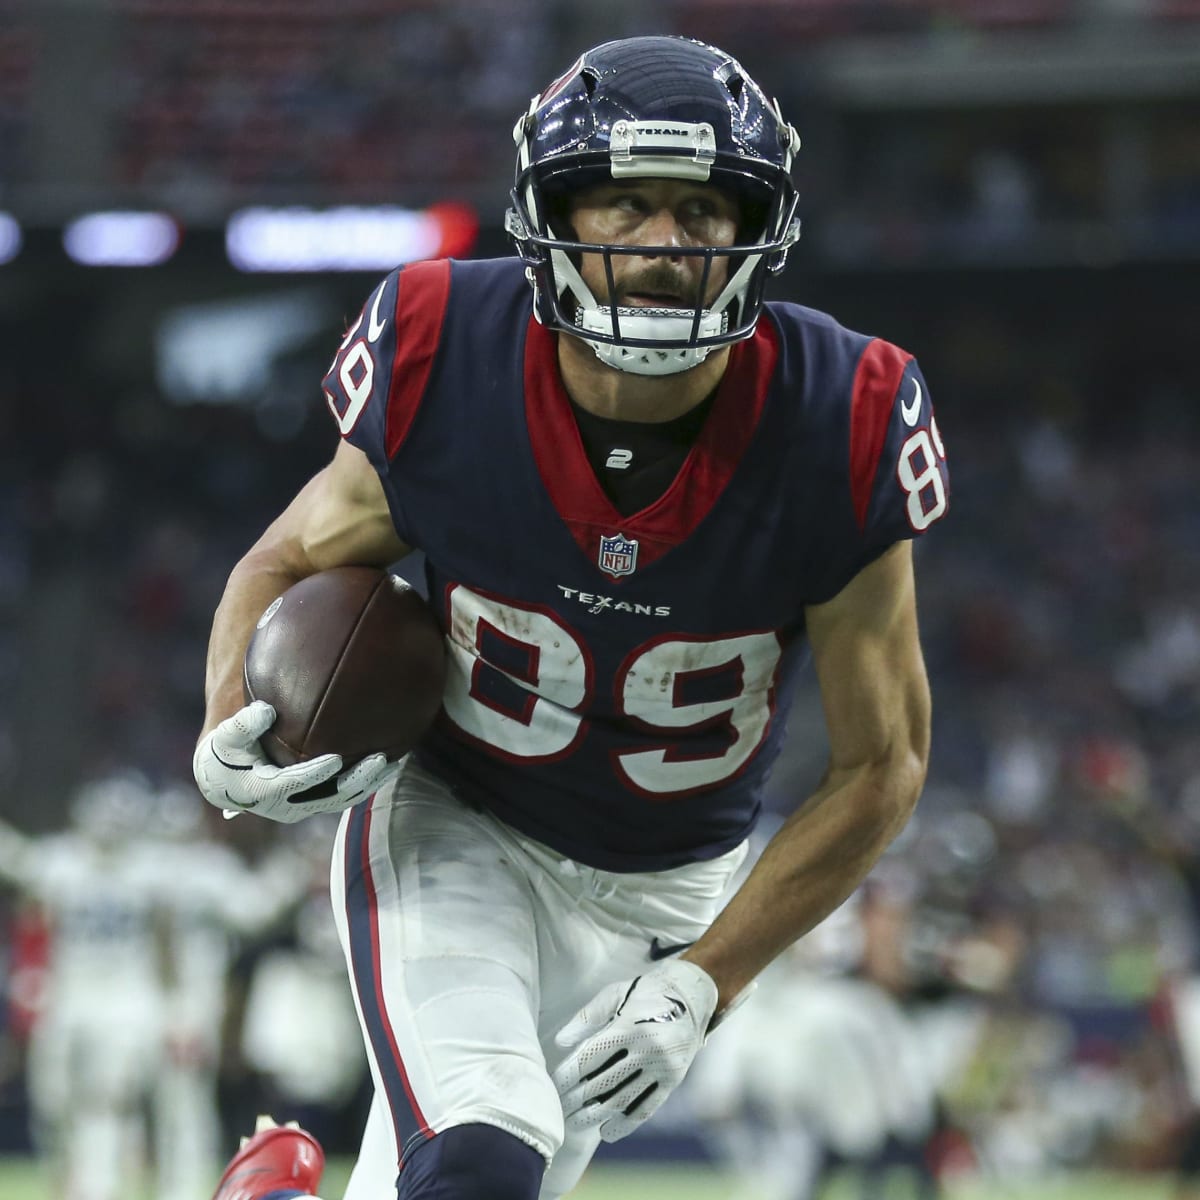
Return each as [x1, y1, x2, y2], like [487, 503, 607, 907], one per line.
[682, 752, 924, 1015]
[201, 549, 308, 738]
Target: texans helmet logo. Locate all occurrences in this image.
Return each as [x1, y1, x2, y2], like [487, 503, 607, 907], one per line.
[538, 55, 584, 106]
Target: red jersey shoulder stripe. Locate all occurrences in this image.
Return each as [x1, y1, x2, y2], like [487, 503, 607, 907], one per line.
[385, 258, 452, 461]
[848, 338, 912, 532]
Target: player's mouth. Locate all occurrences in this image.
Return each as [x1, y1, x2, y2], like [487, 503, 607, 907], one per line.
[616, 263, 701, 309]
[623, 290, 689, 308]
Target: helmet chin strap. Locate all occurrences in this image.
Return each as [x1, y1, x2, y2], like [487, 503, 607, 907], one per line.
[550, 243, 755, 377]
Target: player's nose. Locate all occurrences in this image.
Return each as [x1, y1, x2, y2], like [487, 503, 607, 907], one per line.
[634, 208, 685, 259]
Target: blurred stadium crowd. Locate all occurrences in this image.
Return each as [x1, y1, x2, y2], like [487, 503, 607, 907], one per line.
[1, 1, 1200, 1198]
[2, 0, 1200, 261]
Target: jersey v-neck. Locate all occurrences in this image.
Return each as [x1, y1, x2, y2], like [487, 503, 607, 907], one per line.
[523, 315, 780, 577]
[569, 389, 717, 518]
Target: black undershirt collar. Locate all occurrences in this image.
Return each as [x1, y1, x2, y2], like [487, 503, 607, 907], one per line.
[568, 390, 718, 518]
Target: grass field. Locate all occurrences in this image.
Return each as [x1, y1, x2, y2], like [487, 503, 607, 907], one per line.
[0, 1157, 1178, 1200]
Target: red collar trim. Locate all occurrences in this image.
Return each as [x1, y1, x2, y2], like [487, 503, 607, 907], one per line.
[524, 318, 779, 577]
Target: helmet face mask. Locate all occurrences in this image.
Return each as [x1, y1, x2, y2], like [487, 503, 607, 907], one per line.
[506, 36, 801, 377]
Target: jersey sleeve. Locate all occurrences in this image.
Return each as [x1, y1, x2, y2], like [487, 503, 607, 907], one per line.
[320, 259, 452, 475]
[852, 343, 949, 552]
[805, 339, 950, 605]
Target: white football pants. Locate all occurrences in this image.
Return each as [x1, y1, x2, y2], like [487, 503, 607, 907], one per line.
[330, 758, 745, 1200]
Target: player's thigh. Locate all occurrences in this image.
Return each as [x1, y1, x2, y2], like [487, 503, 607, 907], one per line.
[31, 997, 160, 1110]
[84, 999, 163, 1105]
[331, 765, 562, 1167]
[531, 839, 749, 1039]
[532, 842, 748, 1199]
[26, 1010, 73, 1119]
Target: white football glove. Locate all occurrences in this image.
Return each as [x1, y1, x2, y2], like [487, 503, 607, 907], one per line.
[193, 700, 400, 824]
[552, 958, 718, 1143]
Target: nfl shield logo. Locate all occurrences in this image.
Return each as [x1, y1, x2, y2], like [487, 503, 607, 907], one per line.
[598, 532, 639, 578]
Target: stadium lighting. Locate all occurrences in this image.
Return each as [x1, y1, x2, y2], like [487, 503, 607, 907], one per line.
[0, 213, 21, 263]
[224, 203, 478, 272]
[62, 211, 180, 266]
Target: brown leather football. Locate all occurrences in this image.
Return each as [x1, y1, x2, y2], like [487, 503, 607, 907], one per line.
[243, 567, 446, 767]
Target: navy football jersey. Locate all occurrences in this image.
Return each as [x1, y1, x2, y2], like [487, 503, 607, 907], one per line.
[322, 257, 949, 872]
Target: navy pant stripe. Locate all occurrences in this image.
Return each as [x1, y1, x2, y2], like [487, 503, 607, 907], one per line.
[343, 801, 433, 1163]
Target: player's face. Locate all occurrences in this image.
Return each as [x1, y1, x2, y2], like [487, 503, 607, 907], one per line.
[566, 179, 740, 310]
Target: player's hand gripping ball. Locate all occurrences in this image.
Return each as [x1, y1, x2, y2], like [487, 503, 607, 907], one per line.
[193, 568, 446, 824]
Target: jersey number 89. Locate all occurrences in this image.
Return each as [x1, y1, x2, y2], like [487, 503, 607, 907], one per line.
[442, 585, 782, 798]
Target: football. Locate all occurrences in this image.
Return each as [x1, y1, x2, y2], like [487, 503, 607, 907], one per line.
[243, 566, 447, 767]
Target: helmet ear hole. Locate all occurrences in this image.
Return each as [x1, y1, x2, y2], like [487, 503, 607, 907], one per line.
[541, 187, 576, 242]
[581, 66, 601, 97]
[737, 195, 770, 244]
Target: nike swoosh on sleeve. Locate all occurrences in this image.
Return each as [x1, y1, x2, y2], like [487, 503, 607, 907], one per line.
[367, 283, 389, 342]
[900, 379, 922, 427]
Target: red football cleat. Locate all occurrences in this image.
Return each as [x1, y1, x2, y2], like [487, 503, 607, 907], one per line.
[213, 1115, 326, 1200]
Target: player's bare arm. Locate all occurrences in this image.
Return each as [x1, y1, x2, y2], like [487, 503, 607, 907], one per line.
[194, 439, 411, 825]
[681, 540, 931, 1013]
[201, 439, 409, 738]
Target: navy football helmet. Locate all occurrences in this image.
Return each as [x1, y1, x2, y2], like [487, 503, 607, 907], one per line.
[506, 36, 801, 376]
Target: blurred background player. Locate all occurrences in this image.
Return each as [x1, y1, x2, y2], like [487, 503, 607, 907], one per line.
[235, 817, 369, 1157]
[0, 771, 169, 1200]
[147, 782, 317, 1200]
[685, 863, 970, 1200]
[0, 772, 316, 1200]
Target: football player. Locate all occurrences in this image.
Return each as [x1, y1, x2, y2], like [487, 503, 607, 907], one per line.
[194, 35, 949, 1200]
[0, 773, 170, 1200]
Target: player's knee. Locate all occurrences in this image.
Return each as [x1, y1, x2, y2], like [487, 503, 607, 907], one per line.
[397, 1124, 545, 1200]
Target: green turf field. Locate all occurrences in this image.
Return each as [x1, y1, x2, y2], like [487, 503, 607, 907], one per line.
[0, 1157, 1177, 1200]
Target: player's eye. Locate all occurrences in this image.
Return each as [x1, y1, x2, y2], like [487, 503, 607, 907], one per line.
[680, 197, 724, 222]
[613, 193, 649, 213]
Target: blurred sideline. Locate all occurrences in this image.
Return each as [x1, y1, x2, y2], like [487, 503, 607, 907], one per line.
[0, 1157, 1179, 1200]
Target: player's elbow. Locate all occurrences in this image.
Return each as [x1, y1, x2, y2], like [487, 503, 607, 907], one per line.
[889, 740, 927, 832]
[847, 748, 923, 863]
[866, 721, 929, 843]
[834, 738, 925, 844]
[893, 667, 932, 822]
